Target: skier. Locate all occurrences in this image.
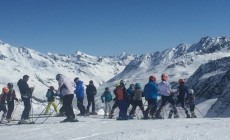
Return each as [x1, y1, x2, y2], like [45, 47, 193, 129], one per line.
[56, 74, 78, 122]
[74, 78, 86, 116]
[101, 87, 113, 117]
[109, 83, 120, 119]
[86, 80, 97, 115]
[44, 86, 59, 115]
[116, 80, 128, 120]
[187, 89, 196, 118]
[126, 84, 135, 109]
[168, 79, 190, 118]
[143, 75, 159, 119]
[129, 83, 145, 119]
[17, 75, 34, 124]
[156, 74, 179, 119]
[6, 83, 19, 122]
[0, 87, 9, 123]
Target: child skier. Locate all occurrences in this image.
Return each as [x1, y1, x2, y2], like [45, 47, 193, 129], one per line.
[44, 86, 59, 115]
[115, 80, 128, 120]
[101, 87, 113, 117]
[143, 76, 159, 119]
[168, 79, 190, 118]
[0, 87, 9, 123]
[129, 83, 145, 119]
[187, 89, 196, 118]
[6, 83, 19, 122]
[74, 79, 86, 116]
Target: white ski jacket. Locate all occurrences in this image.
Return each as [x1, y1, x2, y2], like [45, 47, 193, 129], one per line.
[158, 81, 172, 96]
[57, 75, 74, 96]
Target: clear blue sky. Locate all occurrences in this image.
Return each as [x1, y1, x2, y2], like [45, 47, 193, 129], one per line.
[0, 0, 230, 56]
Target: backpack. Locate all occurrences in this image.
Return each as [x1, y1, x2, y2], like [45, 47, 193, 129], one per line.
[116, 87, 124, 100]
[133, 89, 143, 101]
[46, 91, 52, 98]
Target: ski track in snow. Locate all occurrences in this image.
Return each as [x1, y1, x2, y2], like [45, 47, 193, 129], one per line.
[1, 117, 230, 140]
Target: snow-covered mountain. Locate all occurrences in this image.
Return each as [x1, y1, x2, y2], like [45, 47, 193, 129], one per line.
[185, 56, 230, 117]
[107, 36, 230, 87]
[0, 42, 135, 101]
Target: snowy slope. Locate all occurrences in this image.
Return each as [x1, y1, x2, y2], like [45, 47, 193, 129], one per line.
[0, 98, 228, 140]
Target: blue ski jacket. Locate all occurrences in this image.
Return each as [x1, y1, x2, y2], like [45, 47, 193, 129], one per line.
[74, 80, 84, 99]
[144, 81, 160, 100]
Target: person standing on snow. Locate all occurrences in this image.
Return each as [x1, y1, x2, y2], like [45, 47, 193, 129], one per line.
[129, 83, 145, 118]
[168, 79, 190, 118]
[6, 83, 19, 122]
[156, 74, 179, 119]
[56, 74, 78, 122]
[126, 84, 135, 110]
[17, 75, 34, 124]
[101, 87, 113, 117]
[187, 89, 196, 118]
[143, 76, 159, 119]
[115, 80, 128, 120]
[44, 86, 59, 115]
[0, 87, 9, 123]
[86, 80, 97, 115]
[74, 78, 86, 116]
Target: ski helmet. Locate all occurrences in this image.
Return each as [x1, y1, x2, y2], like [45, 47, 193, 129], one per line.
[89, 80, 93, 84]
[74, 77, 79, 83]
[2, 87, 9, 94]
[7, 83, 13, 89]
[149, 75, 156, 81]
[23, 75, 29, 80]
[135, 83, 141, 89]
[56, 74, 62, 81]
[178, 79, 185, 84]
[189, 89, 194, 94]
[50, 86, 55, 90]
[120, 80, 126, 85]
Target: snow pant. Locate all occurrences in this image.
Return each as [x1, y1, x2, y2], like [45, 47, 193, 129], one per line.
[129, 100, 145, 116]
[77, 98, 86, 114]
[0, 104, 7, 122]
[127, 99, 133, 110]
[21, 97, 31, 120]
[190, 104, 195, 112]
[118, 100, 128, 119]
[6, 101, 14, 119]
[169, 98, 189, 117]
[63, 94, 75, 120]
[104, 102, 112, 115]
[45, 101, 59, 114]
[144, 99, 157, 118]
[87, 96, 95, 112]
[111, 100, 118, 114]
[156, 96, 178, 117]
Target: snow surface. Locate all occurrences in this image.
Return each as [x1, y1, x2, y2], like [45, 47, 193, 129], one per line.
[0, 98, 226, 140]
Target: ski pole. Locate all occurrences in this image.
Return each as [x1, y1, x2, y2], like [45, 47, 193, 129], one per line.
[178, 107, 185, 118]
[33, 105, 48, 123]
[11, 101, 20, 120]
[195, 107, 204, 117]
[41, 101, 61, 124]
[29, 97, 34, 123]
